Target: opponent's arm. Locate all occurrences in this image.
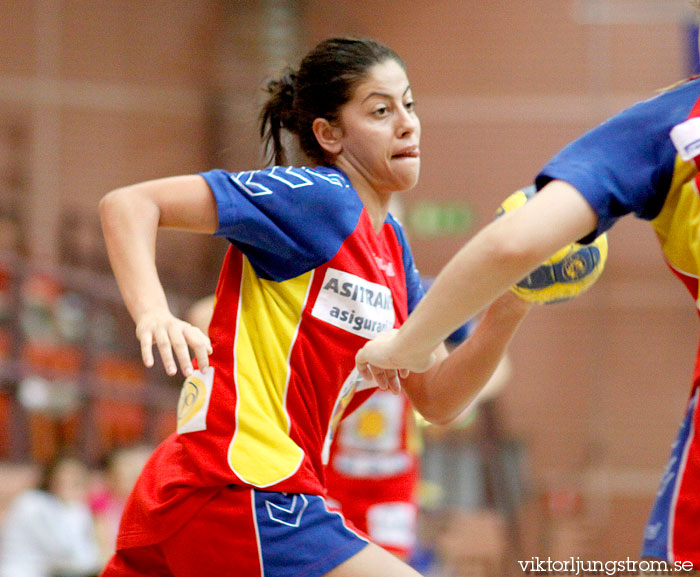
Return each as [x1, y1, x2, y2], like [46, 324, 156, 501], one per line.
[356, 180, 598, 376]
[99, 175, 218, 376]
[401, 291, 531, 424]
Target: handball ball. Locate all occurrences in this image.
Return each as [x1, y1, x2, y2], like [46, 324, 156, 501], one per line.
[495, 186, 608, 305]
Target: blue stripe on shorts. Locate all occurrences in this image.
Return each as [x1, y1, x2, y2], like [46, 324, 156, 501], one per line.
[252, 490, 369, 577]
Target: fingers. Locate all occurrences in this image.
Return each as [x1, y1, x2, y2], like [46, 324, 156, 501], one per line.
[139, 329, 155, 369]
[384, 369, 402, 394]
[183, 324, 213, 373]
[136, 315, 212, 377]
[364, 365, 403, 395]
[357, 360, 373, 382]
[355, 332, 406, 392]
[168, 326, 194, 377]
[153, 325, 179, 376]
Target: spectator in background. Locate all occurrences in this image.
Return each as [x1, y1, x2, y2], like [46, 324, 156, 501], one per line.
[88, 446, 152, 566]
[0, 454, 102, 577]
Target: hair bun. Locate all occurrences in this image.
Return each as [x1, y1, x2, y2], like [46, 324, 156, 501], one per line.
[273, 69, 296, 114]
[279, 69, 297, 99]
[262, 68, 297, 133]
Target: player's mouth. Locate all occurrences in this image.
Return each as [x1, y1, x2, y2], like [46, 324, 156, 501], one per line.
[391, 146, 420, 159]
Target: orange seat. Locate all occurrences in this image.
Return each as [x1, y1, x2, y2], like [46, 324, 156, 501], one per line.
[92, 356, 147, 452]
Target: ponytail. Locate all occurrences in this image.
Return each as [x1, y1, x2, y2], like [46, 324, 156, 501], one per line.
[259, 68, 297, 166]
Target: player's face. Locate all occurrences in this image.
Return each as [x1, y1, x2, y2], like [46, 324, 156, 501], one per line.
[334, 59, 421, 196]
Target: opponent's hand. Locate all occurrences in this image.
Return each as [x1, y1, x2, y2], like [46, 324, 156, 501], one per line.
[355, 329, 436, 393]
[135, 308, 213, 377]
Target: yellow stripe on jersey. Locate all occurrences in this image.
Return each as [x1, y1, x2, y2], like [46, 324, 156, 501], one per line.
[228, 258, 313, 487]
[651, 155, 700, 299]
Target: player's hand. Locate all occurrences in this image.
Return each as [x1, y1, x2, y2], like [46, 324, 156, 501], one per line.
[135, 308, 213, 377]
[355, 329, 436, 393]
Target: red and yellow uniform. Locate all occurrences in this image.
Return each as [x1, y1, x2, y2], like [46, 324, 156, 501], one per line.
[103, 166, 424, 577]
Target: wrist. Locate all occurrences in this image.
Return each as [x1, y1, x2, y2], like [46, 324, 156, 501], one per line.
[392, 322, 439, 367]
[132, 301, 171, 325]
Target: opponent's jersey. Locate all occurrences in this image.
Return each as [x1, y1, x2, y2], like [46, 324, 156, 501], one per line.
[176, 166, 422, 494]
[536, 77, 700, 307]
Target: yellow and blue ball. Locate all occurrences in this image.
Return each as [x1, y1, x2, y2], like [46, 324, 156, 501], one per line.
[495, 186, 608, 305]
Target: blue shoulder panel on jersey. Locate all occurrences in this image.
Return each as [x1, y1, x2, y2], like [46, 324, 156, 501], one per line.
[536, 77, 700, 240]
[386, 214, 424, 314]
[201, 166, 363, 281]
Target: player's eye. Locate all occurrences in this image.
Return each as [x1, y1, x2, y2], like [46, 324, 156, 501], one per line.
[373, 105, 389, 117]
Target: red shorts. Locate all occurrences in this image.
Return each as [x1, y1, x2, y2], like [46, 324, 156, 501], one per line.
[101, 486, 368, 577]
[326, 473, 417, 558]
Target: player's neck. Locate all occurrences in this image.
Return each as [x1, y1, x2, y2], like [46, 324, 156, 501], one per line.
[357, 187, 391, 233]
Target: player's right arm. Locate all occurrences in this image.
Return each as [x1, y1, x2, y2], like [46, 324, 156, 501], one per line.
[356, 180, 598, 379]
[99, 175, 216, 377]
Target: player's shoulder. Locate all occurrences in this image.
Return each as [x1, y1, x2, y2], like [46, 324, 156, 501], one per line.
[203, 165, 356, 203]
[204, 164, 363, 234]
[205, 165, 368, 280]
[581, 76, 700, 149]
[625, 76, 700, 121]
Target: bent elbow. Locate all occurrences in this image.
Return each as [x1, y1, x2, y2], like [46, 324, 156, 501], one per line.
[99, 186, 158, 232]
[411, 398, 466, 427]
[99, 187, 129, 225]
[420, 412, 455, 427]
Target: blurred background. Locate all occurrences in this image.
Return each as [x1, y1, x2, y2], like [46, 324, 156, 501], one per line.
[0, 0, 698, 575]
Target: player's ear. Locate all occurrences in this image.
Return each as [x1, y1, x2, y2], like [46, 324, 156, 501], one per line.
[313, 118, 343, 156]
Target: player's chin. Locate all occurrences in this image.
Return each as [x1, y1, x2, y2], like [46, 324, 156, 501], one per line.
[390, 163, 420, 192]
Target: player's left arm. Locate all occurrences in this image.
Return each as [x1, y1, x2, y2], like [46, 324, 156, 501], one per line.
[400, 291, 531, 425]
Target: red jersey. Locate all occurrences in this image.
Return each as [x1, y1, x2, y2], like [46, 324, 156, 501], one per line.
[116, 166, 424, 548]
[325, 390, 420, 556]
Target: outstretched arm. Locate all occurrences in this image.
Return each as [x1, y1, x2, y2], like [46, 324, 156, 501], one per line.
[356, 180, 598, 377]
[99, 175, 218, 376]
